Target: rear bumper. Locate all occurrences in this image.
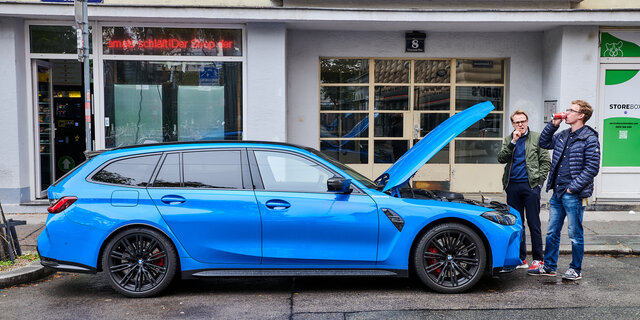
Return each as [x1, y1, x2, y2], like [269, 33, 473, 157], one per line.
[39, 255, 96, 274]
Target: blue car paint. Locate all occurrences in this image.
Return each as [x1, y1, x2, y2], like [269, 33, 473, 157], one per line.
[38, 101, 522, 281]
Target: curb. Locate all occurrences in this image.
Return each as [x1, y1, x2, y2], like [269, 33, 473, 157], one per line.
[0, 261, 57, 288]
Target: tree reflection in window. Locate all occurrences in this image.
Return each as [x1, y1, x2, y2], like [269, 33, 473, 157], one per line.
[92, 155, 160, 186]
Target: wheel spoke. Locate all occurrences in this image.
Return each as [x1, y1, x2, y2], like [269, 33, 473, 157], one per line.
[425, 260, 445, 273]
[448, 264, 459, 287]
[110, 263, 133, 273]
[110, 250, 130, 261]
[452, 261, 473, 280]
[435, 262, 448, 284]
[424, 251, 444, 259]
[429, 240, 447, 254]
[143, 238, 158, 255]
[119, 265, 138, 286]
[148, 251, 167, 262]
[135, 267, 144, 292]
[457, 243, 477, 256]
[122, 237, 137, 258]
[455, 256, 479, 265]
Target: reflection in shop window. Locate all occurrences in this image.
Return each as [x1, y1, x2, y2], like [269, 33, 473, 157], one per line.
[374, 140, 408, 163]
[414, 60, 450, 84]
[320, 86, 368, 111]
[455, 140, 501, 164]
[455, 59, 504, 84]
[321, 59, 369, 84]
[375, 60, 410, 83]
[459, 113, 503, 138]
[30, 25, 93, 54]
[375, 86, 409, 110]
[104, 61, 242, 148]
[374, 113, 403, 137]
[456, 86, 503, 111]
[320, 113, 369, 138]
[414, 86, 451, 110]
[320, 140, 368, 164]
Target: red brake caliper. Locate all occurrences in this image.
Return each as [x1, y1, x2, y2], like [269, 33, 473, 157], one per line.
[427, 245, 442, 276]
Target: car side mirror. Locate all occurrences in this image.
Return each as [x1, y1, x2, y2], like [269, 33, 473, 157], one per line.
[327, 176, 352, 194]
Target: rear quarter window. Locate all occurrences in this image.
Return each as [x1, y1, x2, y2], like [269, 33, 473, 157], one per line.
[91, 154, 160, 187]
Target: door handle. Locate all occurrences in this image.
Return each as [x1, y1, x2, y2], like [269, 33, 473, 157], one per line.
[265, 199, 291, 210]
[160, 195, 186, 205]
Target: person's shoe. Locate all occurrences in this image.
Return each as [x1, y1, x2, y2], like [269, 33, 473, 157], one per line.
[516, 259, 528, 269]
[562, 268, 582, 281]
[528, 260, 544, 271]
[527, 264, 556, 276]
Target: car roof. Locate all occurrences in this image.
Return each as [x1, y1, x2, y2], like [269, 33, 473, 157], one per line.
[86, 140, 314, 158]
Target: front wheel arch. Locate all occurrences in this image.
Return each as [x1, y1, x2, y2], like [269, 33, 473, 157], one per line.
[408, 218, 493, 279]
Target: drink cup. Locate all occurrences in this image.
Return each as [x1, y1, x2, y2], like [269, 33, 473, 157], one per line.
[553, 112, 567, 120]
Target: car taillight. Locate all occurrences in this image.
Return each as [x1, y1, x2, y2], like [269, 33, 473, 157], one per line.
[47, 196, 77, 214]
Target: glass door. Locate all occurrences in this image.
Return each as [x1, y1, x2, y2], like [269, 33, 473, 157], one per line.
[34, 60, 54, 197]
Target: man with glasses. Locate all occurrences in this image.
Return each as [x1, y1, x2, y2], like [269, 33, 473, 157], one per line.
[528, 100, 600, 281]
[498, 110, 550, 271]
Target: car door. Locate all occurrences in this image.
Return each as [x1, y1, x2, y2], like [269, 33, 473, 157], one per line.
[251, 148, 378, 265]
[147, 148, 262, 264]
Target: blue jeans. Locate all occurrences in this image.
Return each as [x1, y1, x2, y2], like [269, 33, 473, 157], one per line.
[543, 192, 584, 272]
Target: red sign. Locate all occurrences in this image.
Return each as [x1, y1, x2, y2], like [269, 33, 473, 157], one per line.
[107, 38, 234, 50]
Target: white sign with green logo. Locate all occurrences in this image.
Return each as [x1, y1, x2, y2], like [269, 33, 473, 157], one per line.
[603, 69, 640, 167]
[601, 32, 640, 58]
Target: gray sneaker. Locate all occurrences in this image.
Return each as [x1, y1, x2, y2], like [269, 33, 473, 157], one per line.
[562, 268, 582, 280]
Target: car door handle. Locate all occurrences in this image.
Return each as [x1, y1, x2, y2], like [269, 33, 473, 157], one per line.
[265, 199, 291, 210]
[160, 195, 186, 205]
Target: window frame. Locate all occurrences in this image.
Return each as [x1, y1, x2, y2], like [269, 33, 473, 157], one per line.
[87, 153, 162, 188]
[248, 148, 364, 195]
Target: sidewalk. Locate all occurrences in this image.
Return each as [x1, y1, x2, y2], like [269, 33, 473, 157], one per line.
[6, 209, 640, 256]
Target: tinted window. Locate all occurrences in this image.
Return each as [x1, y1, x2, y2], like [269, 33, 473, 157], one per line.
[92, 155, 160, 186]
[183, 150, 243, 189]
[153, 153, 181, 187]
[254, 151, 332, 193]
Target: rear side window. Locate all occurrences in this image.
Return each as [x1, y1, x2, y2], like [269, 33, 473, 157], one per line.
[182, 150, 243, 189]
[153, 153, 181, 187]
[91, 155, 160, 187]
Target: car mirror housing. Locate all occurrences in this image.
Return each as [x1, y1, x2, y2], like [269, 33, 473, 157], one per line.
[327, 176, 352, 194]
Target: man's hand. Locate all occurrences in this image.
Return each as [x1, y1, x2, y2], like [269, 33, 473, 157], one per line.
[512, 129, 523, 143]
[552, 118, 562, 127]
[566, 188, 572, 194]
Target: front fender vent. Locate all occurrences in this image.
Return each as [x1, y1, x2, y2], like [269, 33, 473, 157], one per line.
[382, 208, 404, 232]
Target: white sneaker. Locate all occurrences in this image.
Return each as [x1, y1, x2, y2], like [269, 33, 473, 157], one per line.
[516, 259, 528, 269]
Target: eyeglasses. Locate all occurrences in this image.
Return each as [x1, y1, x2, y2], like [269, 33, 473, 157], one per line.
[566, 108, 582, 114]
[512, 120, 527, 125]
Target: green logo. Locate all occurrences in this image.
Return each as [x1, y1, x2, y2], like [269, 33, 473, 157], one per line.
[58, 156, 75, 172]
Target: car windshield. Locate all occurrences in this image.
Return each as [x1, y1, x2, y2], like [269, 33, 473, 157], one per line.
[306, 148, 378, 189]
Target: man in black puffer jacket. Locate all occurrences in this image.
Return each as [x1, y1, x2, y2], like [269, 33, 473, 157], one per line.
[528, 100, 600, 281]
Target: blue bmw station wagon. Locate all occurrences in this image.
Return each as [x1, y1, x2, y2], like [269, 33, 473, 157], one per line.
[38, 101, 522, 297]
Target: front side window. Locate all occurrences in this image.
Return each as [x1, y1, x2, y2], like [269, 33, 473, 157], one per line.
[254, 151, 332, 193]
[182, 150, 243, 189]
[92, 155, 160, 186]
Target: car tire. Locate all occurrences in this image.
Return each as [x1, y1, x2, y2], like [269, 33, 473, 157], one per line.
[413, 223, 486, 293]
[102, 227, 177, 298]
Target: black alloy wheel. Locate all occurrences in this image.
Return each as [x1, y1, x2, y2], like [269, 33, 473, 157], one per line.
[413, 223, 486, 293]
[102, 228, 177, 298]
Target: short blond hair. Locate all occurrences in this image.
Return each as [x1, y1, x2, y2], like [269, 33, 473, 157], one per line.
[572, 100, 593, 123]
[510, 110, 528, 122]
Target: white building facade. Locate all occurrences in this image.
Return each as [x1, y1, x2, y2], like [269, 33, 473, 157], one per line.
[1, 0, 639, 212]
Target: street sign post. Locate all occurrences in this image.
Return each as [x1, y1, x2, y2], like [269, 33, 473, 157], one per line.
[74, 0, 93, 151]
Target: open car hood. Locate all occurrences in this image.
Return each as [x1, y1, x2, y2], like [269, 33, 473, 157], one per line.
[376, 101, 495, 192]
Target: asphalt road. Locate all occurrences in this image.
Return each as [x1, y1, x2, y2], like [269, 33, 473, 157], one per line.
[1, 255, 639, 320]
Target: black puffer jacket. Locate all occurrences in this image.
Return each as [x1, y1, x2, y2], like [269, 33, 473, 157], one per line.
[539, 122, 601, 198]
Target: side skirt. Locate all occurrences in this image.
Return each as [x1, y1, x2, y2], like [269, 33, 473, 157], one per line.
[182, 269, 409, 280]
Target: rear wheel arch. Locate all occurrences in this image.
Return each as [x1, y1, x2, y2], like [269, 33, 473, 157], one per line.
[97, 224, 180, 273]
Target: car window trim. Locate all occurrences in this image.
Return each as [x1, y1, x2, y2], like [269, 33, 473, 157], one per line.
[86, 153, 163, 188]
[248, 148, 365, 195]
[147, 148, 251, 191]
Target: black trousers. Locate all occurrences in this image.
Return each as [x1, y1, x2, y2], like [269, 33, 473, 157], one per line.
[506, 181, 543, 261]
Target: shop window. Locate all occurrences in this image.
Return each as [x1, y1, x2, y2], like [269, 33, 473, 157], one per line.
[30, 25, 93, 54]
[320, 58, 505, 173]
[103, 61, 242, 148]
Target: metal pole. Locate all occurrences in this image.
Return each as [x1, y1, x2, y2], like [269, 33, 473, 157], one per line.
[82, 0, 92, 151]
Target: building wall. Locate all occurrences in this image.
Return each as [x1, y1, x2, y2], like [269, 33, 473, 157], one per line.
[0, 18, 30, 207]
[286, 30, 544, 148]
[246, 22, 287, 142]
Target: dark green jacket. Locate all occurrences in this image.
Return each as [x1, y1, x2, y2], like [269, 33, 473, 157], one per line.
[497, 130, 551, 190]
